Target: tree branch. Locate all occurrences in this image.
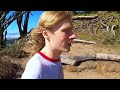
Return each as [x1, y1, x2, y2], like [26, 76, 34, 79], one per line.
[100, 19, 109, 32]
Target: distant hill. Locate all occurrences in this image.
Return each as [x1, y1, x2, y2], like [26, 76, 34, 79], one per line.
[6, 38, 17, 45]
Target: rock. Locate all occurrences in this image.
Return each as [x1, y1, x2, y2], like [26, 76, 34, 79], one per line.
[64, 65, 77, 72]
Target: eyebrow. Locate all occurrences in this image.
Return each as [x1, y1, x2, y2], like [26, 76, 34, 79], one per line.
[62, 26, 73, 31]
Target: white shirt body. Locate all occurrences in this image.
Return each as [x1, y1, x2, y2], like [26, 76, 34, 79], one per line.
[21, 52, 64, 79]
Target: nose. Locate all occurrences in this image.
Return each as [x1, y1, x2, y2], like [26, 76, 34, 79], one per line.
[69, 32, 77, 40]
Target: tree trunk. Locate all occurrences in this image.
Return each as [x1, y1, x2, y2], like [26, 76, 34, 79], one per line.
[61, 53, 120, 66]
[17, 11, 30, 38]
[0, 29, 4, 48]
[16, 12, 23, 37]
[73, 39, 97, 44]
[0, 11, 8, 47]
[23, 11, 30, 37]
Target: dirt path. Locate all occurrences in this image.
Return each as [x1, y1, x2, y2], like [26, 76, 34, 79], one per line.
[62, 43, 120, 79]
[20, 43, 120, 79]
[64, 69, 107, 79]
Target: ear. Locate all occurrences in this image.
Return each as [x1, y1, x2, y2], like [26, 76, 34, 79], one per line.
[41, 28, 49, 39]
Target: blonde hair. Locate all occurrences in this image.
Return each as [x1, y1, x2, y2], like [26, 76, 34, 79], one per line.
[31, 11, 73, 55]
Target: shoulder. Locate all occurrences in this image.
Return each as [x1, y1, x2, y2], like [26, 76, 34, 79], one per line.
[25, 53, 43, 69]
[21, 53, 43, 79]
[29, 53, 42, 62]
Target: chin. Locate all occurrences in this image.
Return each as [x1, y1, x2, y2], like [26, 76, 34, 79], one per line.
[62, 48, 70, 52]
[60, 46, 71, 52]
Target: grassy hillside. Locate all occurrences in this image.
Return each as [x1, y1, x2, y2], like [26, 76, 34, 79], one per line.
[73, 11, 120, 48]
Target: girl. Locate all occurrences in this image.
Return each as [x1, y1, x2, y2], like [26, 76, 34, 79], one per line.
[21, 11, 77, 79]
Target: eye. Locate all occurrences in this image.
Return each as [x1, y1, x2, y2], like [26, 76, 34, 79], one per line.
[62, 29, 69, 33]
[64, 29, 73, 35]
[62, 26, 73, 35]
[66, 30, 71, 34]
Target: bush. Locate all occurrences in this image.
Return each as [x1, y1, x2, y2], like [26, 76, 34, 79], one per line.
[0, 56, 22, 79]
[0, 43, 29, 58]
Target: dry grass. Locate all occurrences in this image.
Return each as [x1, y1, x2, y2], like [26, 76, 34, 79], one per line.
[0, 43, 29, 79]
[0, 56, 23, 79]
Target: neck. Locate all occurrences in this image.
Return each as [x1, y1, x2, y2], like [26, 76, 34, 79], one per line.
[40, 45, 62, 60]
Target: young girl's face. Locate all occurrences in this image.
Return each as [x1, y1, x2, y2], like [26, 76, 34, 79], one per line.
[48, 18, 77, 53]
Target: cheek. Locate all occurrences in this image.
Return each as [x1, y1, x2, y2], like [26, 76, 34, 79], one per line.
[57, 34, 68, 42]
[50, 32, 69, 43]
[51, 35, 65, 45]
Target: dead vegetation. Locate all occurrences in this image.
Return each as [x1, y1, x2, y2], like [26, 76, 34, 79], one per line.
[0, 39, 29, 79]
[0, 56, 23, 79]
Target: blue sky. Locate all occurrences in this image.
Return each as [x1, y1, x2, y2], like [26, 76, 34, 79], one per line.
[6, 11, 44, 39]
[6, 11, 84, 39]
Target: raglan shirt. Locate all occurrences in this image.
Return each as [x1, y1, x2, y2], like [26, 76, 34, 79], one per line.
[21, 52, 64, 79]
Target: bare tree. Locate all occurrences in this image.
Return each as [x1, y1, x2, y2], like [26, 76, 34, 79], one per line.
[0, 11, 10, 47]
[100, 18, 119, 37]
[0, 11, 27, 47]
